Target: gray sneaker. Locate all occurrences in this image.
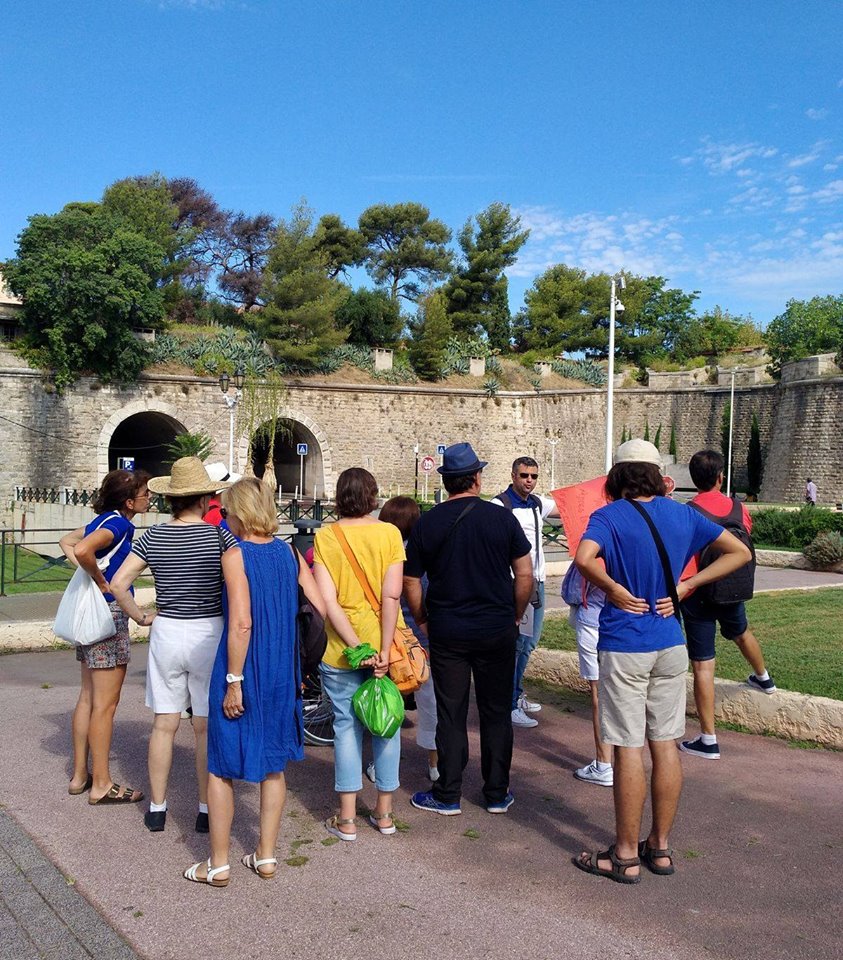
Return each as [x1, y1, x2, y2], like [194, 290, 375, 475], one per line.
[518, 693, 542, 713]
[511, 707, 538, 728]
[574, 760, 614, 787]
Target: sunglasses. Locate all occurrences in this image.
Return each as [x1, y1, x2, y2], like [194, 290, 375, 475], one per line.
[518, 473, 539, 480]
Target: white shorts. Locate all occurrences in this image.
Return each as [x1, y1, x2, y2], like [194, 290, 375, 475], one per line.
[145, 615, 223, 717]
[569, 608, 599, 681]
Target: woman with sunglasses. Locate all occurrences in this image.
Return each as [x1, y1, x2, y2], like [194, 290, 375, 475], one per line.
[59, 468, 152, 804]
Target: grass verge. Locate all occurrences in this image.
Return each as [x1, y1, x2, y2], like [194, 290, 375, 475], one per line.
[540, 588, 843, 701]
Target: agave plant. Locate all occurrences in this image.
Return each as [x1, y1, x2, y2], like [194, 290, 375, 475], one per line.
[483, 376, 500, 397]
[165, 431, 214, 463]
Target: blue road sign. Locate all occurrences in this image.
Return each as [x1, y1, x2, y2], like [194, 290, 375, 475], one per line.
[297, 443, 308, 456]
[436, 444, 446, 456]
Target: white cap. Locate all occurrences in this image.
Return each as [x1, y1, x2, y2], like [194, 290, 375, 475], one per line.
[205, 462, 241, 483]
[612, 439, 663, 469]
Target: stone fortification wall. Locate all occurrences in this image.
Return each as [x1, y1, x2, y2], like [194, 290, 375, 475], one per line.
[1, 367, 840, 512]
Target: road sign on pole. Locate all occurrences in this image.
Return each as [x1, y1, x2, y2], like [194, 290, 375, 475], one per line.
[297, 443, 308, 498]
[421, 456, 435, 473]
[436, 444, 446, 456]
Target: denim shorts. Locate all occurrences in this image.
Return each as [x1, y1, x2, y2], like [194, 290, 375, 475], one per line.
[681, 593, 748, 662]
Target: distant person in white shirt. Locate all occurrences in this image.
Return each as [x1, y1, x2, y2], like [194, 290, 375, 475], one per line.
[805, 478, 817, 506]
[492, 456, 559, 728]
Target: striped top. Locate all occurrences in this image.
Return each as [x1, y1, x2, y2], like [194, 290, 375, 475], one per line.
[131, 523, 238, 620]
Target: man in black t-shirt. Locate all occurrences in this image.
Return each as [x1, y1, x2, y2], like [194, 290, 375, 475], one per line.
[404, 442, 533, 816]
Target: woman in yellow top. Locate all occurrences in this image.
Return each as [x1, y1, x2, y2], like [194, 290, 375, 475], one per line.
[313, 468, 405, 842]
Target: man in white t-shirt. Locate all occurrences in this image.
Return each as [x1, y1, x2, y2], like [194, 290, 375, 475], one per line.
[492, 456, 559, 728]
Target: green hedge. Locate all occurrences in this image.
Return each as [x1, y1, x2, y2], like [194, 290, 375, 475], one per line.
[752, 507, 843, 550]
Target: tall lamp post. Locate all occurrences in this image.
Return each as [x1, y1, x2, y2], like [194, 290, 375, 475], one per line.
[604, 274, 626, 473]
[726, 368, 736, 496]
[219, 366, 246, 475]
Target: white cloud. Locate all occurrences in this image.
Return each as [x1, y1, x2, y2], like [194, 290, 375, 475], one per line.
[813, 179, 843, 202]
[806, 107, 829, 120]
[696, 138, 778, 174]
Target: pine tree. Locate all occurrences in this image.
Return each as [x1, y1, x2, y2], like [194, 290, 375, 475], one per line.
[653, 425, 662, 450]
[409, 291, 452, 381]
[669, 424, 677, 458]
[643, 420, 651, 442]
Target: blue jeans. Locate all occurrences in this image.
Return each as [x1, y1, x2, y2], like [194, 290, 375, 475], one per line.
[320, 663, 401, 793]
[512, 581, 545, 708]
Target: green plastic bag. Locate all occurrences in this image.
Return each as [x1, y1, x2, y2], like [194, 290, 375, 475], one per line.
[352, 676, 405, 739]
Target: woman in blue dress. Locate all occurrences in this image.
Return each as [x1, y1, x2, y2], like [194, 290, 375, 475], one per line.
[184, 478, 325, 887]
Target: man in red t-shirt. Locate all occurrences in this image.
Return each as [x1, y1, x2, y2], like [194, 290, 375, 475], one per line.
[678, 450, 776, 760]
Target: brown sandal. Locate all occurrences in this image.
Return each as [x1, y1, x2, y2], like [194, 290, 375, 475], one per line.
[573, 844, 641, 884]
[638, 840, 675, 875]
[88, 783, 144, 805]
[68, 775, 93, 796]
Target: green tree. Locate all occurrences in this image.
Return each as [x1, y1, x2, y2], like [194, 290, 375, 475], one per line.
[669, 424, 677, 459]
[675, 306, 762, 361]
[358, 202, 453, 302]
[3, 202, 165, 387]
[516, 264, 605, 354]
[747, 413, 763, 497]
[409, 291, 452, 380]
[335, 288, 402, 347]
[643, 420, 651, 442]
[653, 424, 662, 450]
[165, 431, 214, 463]
[313, 214, 366, 279]
[255, 203, 349, 367]
[444, 202, 529, 345]
[765, 294, 843, 377]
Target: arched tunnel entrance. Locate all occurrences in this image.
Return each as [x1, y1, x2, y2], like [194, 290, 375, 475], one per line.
[251, 419, 325, 498]
[108, 412, 186, 477]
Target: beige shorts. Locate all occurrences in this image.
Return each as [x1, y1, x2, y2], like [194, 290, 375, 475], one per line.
[598, 645, 688, 748]
[145, 615, 223, 717]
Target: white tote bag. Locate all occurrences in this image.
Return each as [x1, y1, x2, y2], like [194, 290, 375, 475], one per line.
[53, 513, 127, 647]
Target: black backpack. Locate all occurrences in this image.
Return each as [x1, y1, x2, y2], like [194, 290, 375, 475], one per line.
[297, 584, 327, 679]
[689, 497, 755, 604]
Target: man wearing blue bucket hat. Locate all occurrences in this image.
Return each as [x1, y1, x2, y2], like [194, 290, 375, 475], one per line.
[404, 443, 534, 815]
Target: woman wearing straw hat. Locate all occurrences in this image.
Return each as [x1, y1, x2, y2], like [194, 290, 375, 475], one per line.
[111, 457, 236, 834]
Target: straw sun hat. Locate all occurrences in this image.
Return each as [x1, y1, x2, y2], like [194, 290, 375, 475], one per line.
[147, 457, 233, 497]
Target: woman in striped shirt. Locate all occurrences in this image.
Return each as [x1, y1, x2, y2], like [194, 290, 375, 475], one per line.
[111, 457, 235, 835]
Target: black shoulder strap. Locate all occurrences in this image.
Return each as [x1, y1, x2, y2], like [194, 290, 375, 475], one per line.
[626, 499, 682, 625]
[727, 496, 744, 526]
[495, 490, 513, 509]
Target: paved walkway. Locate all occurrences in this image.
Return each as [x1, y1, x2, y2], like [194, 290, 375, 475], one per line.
[0, 646, 840, 960]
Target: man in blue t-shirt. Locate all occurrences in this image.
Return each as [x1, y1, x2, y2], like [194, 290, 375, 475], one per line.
[404, 443, 533, 817]
[572, 440, 750, 885]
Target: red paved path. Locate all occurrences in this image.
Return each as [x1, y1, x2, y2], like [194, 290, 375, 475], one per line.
[1, 647, 840, 960]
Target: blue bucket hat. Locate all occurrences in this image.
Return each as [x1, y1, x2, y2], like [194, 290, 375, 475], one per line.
[437, 442, 488, 477]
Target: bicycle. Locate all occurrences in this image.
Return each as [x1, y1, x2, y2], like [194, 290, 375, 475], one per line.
[302, 671, 334, 746]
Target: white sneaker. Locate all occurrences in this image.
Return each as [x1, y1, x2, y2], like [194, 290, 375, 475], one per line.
[518, 693, 541, 714]
[511, 707, 538, 728]
[365, 761, 376, 783]
[574, 760, 613, 787]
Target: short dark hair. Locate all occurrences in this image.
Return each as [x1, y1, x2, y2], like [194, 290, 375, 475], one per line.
[689, 450, 724, 492]
[336, 467, 378, 518]
[93, 469, 151, 514]
[604, 462, 666, 502]
[379, 496, 421, 540]
[443, 471, 479, 495]
[512, 456, 538, 473]
[167, 494, 205, 518]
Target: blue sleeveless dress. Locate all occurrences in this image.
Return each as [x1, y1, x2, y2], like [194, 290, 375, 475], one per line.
[207, 539, 303, 782]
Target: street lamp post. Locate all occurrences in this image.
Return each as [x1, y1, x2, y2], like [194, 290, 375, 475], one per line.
[219, 367, 246, 475]
[726, 368, 736, 496]
[604, 274, 626, 473]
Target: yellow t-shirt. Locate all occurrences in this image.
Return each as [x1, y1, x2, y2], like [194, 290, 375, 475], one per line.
[314, 521, 407, 669]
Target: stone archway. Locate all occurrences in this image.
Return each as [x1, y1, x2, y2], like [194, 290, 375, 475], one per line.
[98, 399, 188, 482]
[239, 409, 334, 498]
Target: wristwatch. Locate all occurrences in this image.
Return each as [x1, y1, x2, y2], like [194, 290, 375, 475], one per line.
[225, 673, 244, 683]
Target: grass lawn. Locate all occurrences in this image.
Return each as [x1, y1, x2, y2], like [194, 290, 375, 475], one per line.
[540, 588, 843, 702]
[1, 545, 73, 595]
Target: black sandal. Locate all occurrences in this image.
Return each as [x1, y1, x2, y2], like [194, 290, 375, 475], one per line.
[88, 783, 144, 805]
[573, 844, 641, 884]
[638, 840, 675, 875]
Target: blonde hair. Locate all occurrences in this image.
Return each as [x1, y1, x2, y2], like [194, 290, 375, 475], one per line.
[221, 478, 278, 537]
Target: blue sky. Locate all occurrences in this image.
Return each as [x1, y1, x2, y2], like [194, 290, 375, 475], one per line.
[2, 0, 842, 325]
